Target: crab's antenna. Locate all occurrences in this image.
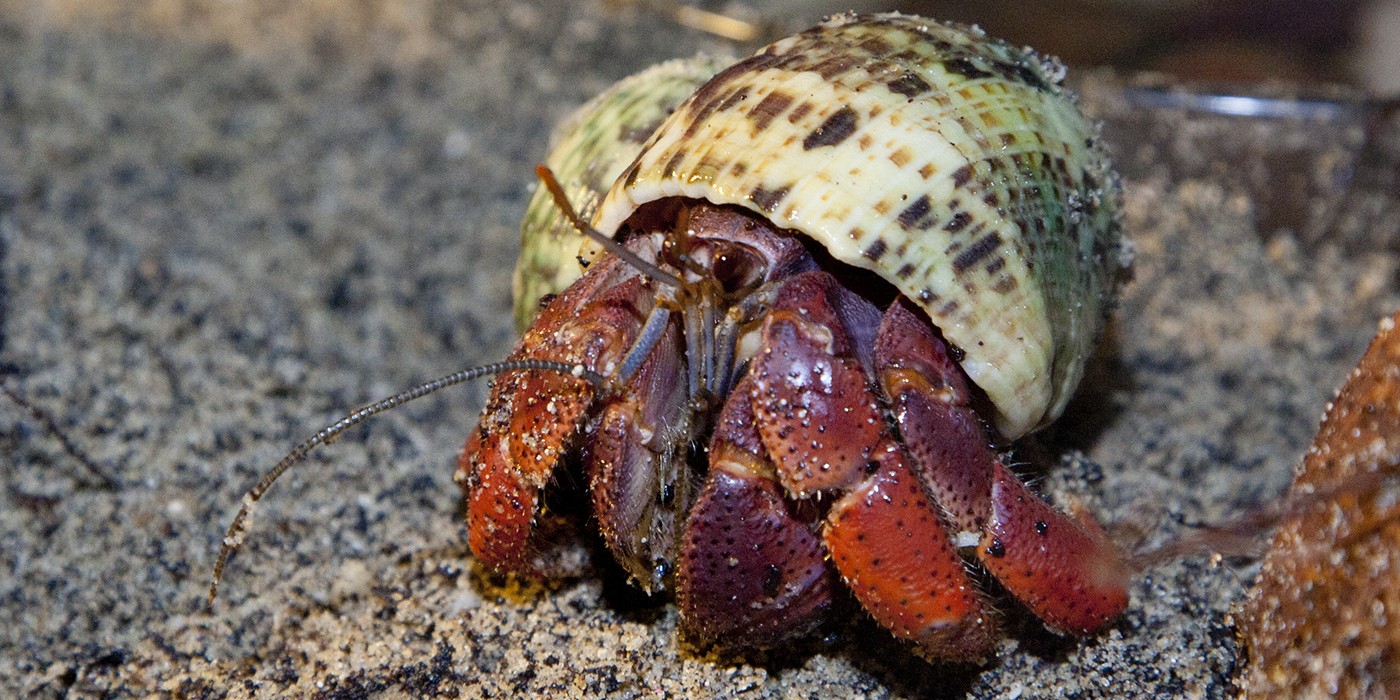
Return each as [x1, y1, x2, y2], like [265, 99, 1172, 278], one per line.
[208, 358, 606, 606]
[2, 378, 120, 489]
[535, 165, 684, 288]
[1126, 467, 1399, 570]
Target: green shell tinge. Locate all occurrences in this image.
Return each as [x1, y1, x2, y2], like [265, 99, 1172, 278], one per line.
[588, 12, 1125, 438]
[513, 55, 731, 331]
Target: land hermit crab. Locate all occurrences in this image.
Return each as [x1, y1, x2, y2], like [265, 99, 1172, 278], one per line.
[468, 12, 1129, 659]
[214, 12, 1130, 662]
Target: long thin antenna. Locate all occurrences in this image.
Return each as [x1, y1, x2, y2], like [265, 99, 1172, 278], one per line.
[535, 165, 684, 289]
[1127, 467, 1400, 569]
[208, 358, 605, 605]
[2, 378, 120, 489]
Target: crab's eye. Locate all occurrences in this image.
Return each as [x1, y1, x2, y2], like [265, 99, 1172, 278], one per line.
[710, 243, 765, 294]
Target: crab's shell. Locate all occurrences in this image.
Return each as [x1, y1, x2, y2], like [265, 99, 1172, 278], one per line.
[523, 13, 1124, 439]
[513, 55, 732, 331]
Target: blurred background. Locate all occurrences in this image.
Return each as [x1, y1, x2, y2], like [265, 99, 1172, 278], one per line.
[9, 0, 1396, 91]
[614, 0, 1400, 92]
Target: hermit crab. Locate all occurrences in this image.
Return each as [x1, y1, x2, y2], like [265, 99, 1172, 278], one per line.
[213, 12, 1130, 662]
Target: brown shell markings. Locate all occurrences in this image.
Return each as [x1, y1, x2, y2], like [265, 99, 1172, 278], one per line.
[592, 12, 1125, 439]
[1238, 311, 1400, 699]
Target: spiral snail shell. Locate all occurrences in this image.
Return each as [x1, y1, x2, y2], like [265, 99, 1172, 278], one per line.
[520, 12, 1123, 438]
[472, 12, 1130, 657]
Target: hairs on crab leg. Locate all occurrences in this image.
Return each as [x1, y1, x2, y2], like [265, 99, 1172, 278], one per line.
[207, 358, 606, 606]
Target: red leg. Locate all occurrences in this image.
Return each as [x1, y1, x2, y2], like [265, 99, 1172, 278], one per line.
[745, 272, 997, 659]
[875, 299, 1129, 635]
[981, 462, 1130, 635]
[875, 299, 991, 536]
[825, 439, 997, 660]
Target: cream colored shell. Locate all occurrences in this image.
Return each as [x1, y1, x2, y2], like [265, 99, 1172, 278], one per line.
[589, 13, 1124, 438]
[513, 56, 731, 331]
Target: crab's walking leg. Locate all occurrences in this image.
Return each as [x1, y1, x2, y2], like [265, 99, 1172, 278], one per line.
[747, 272, 997, 659]
[676, 370, 834, 646]
[822, 438, 996, 658]
[678, 272, 997, 657]
[876, 300, 1130, 636]
[982, 462, 1130, 635]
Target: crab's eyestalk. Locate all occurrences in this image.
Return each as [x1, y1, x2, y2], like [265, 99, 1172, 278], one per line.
[208, 359, 606, 606]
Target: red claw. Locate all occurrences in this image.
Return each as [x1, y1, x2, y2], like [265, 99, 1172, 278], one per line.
[463, 429, 540, 574]
[461, 258, 649, 575]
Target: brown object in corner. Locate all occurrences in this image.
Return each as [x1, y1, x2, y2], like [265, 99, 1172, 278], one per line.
[1238, 312, 1400, 698]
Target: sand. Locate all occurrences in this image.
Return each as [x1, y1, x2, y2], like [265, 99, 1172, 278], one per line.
[3, 2, 1398, 697]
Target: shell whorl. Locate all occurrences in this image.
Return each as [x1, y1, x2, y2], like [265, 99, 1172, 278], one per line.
[591, 13, 1123, 438]
[514, 55, 732, 331]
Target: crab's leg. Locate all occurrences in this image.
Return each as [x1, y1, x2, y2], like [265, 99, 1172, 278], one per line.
[875, 299, 1130, 636]
[583, 313, 693, 593]
[823, 437, 996, 659]
[459, 256, 650, 575]
[981, 462, 1130, 635]
[744, 271, 997, 660]
[676, 370, 834, 646]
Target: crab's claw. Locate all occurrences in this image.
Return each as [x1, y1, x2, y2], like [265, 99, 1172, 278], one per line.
[460, 257, 649, 575]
